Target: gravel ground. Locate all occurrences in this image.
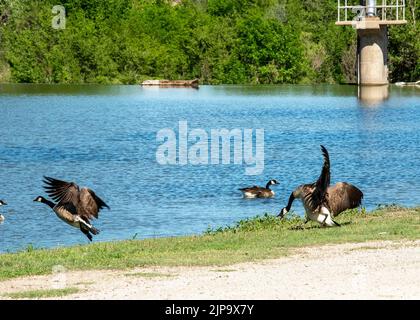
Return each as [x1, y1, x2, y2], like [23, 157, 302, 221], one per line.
[1, 240, 419, 300]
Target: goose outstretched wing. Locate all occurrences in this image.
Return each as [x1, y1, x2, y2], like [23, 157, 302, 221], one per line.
[306, 145, 331, 210]
[78, 188, 109, 219]
[43, 176, 80, 208]
[327, 182, 364, 216]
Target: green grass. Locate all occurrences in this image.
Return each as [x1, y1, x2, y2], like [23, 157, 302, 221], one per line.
[3, 287, 80, 299]
[0, 206, 418, 281]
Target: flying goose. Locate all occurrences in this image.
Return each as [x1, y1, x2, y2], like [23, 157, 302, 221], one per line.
[0, 200, 7, 222]
[239, 179, 279, 198]
[34, 176, 109, 241]
[278, 146, 363, 227]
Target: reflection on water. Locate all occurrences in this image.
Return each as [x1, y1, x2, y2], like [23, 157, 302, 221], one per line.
[0, 84, 419, 253]
[358, 85, 389, 106]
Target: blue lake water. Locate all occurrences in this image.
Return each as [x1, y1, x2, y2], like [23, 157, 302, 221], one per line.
[0, 84, 419, 253]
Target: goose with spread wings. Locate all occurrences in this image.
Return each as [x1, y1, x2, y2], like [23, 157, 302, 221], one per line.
[278, 146, 363, 227]
[34, 176, 109, 241]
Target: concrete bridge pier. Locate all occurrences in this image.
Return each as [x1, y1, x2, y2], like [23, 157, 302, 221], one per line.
[358, 84, 389, 106]
[357, 20, 388, 85]
[336, 1, 407, 86]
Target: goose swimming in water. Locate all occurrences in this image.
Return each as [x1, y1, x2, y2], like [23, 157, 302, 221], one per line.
[0, 200, 7, 222]
[239, 179, 279, 198]
[34, 176, 109, 241]
[278, 146, 363, 227]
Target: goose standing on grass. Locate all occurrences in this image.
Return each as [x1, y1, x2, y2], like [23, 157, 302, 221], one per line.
[0, 200, 7, 222]
[278, 146, 363, 227]
[33, 176, 109, 241]
[239, 179, 279, 198]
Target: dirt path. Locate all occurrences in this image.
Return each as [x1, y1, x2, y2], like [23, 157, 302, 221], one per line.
[1, 240, 419, 300]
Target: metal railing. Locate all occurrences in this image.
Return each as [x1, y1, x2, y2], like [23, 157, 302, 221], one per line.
[337, 0, 406, 22]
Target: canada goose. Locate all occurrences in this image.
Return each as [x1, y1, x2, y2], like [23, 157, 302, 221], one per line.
[239, 179, 279, 198]
[278, 146, 363, 227]
[0, 200, 7, 222]
[34, 176, 109, 241]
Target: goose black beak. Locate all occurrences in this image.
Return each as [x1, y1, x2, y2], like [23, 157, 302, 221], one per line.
[277, 208, 287, 219]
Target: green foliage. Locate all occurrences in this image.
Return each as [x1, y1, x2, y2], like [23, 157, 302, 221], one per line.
[0, 0, 418, 84]
[388, 0, 420, 82]
[207, 0, 274, 16]
[205, 212, 303, 234]
[4, 287, 79, 299]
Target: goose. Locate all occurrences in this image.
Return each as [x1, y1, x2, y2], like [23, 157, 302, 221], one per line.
[0, 200, 7, 222]
[278, 145, 363, 227]
[33, 176, 109, 241]
[239, 179, 279, 198]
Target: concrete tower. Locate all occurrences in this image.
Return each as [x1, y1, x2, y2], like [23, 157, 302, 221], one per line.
[336, 0, 407, 85]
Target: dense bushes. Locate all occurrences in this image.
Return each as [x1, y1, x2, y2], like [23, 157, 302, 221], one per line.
[0, 0, 418, 84]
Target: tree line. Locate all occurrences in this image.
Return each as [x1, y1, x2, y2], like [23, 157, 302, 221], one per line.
[0, 0, 418, 84]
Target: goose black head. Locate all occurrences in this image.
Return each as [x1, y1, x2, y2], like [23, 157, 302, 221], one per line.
[277, 207, 288, 219]
[0, 200, 7, 206]
[266, 179, 279, 189]
[33, 196, 46, 203]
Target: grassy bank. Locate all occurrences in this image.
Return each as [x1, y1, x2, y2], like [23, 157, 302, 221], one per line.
[0, 206, 418, 281]
[5, 288, 80, 299]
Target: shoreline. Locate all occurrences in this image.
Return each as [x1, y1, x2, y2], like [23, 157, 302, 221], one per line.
[0, 82, 415, 86]
[1, 239, 419, 300]
[0, 207, 418, 283]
